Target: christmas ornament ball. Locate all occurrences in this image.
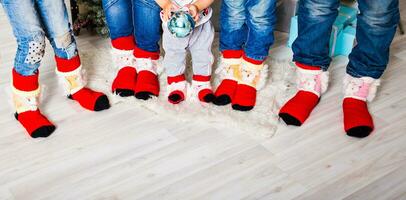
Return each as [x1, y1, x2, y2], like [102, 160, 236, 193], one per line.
[168, 11, 195, 38]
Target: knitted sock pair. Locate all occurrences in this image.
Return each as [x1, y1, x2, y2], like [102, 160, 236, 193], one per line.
[279, 62, 379, 138]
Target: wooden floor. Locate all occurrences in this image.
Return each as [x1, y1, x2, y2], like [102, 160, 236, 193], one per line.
[1, 4, 406, 200]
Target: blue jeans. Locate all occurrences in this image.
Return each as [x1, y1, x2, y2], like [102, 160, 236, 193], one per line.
[219, 0, 277, 61]
[102, 0, 161, 52]
[292, 0, 400, 79]
[1, 0, 78, 76]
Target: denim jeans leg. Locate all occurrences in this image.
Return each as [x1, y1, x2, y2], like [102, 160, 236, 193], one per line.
[1, 0, 46, 76]
[36, 0, 78, 59]
[292, 0, 340, 70]
[347, 0, 400, 79]
[133, 0, 161, 53]
[244, 0, 277, 61]
[102, 0, 133, 40]
[219, 0, 247, 52]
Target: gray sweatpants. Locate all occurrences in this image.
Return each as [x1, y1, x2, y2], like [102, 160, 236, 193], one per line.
[162, 21, 215, 78]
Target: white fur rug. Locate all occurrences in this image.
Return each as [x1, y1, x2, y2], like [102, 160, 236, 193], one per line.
[81, 38, 298, 138]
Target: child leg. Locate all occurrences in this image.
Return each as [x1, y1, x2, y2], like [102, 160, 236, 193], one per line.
[232, 0, 276, 111]
[214, 0, 247, 105]
[189, 22, 216, 103]
[102, 0, 137, 97]
[279, 0, 339, 125]
[132, 0, 161, 100]
[162, 24, 189, 104]
[37, 0, 110, 111]
[1, 0, 55, 137]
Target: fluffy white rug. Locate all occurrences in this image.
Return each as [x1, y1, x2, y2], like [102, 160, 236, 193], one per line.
[81, 38, 298, 138]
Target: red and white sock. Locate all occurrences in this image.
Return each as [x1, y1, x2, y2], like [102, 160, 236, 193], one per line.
[343, 74, 380, 138]
[55, 55, 110, 111]
[213, 50, 242, 106]
[167, 74, 187, 104]
[111, 36, 137, 97]
[279, 62, 329, 125]
[12, 69, 55, 138]
[133, 47, 160, 100]
[231, 55, 265, 111]
[191, 75, 215, 103]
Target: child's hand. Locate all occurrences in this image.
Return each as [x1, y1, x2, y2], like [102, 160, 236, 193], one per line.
[162, 2, 179, 22]
[187, 4, 200, 22]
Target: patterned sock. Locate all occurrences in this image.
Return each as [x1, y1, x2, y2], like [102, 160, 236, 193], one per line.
[111, 36, 137, 97]
[343, 74, 380, 138]
[279, 62, 329, 125]
[213, 50, 243, 106]
[12, 69, 55, 138]
[232, 55, 264, 112]
[55, 55, 110, 111]
[133, 47, 160, 100]
[167, 74, 187, 104]
[192, 75, 215, 103]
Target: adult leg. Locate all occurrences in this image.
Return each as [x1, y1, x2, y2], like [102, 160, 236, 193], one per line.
[1, 0, 55, 138]
[132, 0, 161, 99]
[279, 0, 339, 125]
[37, 0, 110, 111]
[102, 0, 137, 97]
[213, 0, 247, 106]
[343, 0, 400, 138]
[232, 0, 277, 111]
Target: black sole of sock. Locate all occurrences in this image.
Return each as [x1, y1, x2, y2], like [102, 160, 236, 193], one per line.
[203, 94, 216, 103]
[279, 113, 302, 126]
[346, 126, 372, 138]
[31, 125, 56, 138]
[232, 104, 254, 112]
[94, 95, 111, 111]
[168, 94, 183, 104]
[135, 92, 155, 100]
[115, 89, 135, 97]
[213, 95, 231, 106]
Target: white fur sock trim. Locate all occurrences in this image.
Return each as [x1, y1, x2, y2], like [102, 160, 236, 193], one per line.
[343, 74, 380, 102]
[223, 57, 242, 65]
[136, 58, 159, 74]
[12, 86, 41, 113]
[239, 60, 265, 88]
[167, 80, 188, 97]
[215, 57, 242, 81]
[112, 48, 136, 71]
[56, 66, 86, 95]
[296, 68, 329, 97]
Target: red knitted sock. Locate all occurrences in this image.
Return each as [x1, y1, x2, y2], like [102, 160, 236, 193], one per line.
[192, 75, 215, 103]
[167, 74, 186, 104]
[56, 55, 110, 111]
[343, 98, 374, 138]
[213, 50, 242, 106]
[111, 36, 137, 97]
[279, 62, 326, 125]
[232, 55, 265, 111]
[134, 47, 160, 100]
[12, 69, 55, 138]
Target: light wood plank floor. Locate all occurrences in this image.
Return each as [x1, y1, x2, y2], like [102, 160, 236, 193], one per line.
[0, 5, 405, 200]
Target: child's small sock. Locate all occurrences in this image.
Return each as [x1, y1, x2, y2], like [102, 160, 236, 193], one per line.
[55, 55, 110, 111]
[279, 62, 329, 125]
[232, 56, 264, 111]
[167, 74, 187, 104]
[213, 50, 242, 106]
[343, 74, 380, 138]
[191, 75, 215, 103]
[111, 36, 137, 97]
[134, 47, 160, 100]
[12, 69, 55, 138]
